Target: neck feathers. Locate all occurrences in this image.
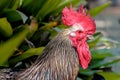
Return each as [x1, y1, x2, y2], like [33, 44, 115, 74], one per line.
[15, 29, 79, 80]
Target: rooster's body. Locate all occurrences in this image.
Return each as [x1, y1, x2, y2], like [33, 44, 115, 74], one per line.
[2, 5, 96, 80]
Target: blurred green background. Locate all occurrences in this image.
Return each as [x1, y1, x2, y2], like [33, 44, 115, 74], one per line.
[0, 0, 120, 80]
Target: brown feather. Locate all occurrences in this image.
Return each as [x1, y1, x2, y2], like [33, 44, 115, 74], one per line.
[15, 29, 79, 80]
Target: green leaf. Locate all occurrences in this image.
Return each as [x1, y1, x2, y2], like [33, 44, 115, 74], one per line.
[16, 10, 28, 23]
[0, 18, 13, 37]
[90, 1, 111, 17]
[8, 0, 21, 10]
[51, 0, 85, 15]
[88, 32, 102, 48]
[9, 47, 44, 64]
[39, 21, 58, 30]
[79, 69, 98, 76]
[21, 0, 45, 15]
[21, 0, 33, 7]
[2, 9, 22, 23]
[98, 72, 120, 80]
[0, 0, 12, 11]
[36, 0, 61, 20]
[0, 25, 29, 66]
[36, 0, 86, 20]
[90, 56, 120, 68]
[20, 0, 86, 20]
[0, 0, 20, 10]
[91, 49, 112, 60]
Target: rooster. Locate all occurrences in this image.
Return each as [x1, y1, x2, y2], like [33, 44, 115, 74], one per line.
[14, 5, 96, 80]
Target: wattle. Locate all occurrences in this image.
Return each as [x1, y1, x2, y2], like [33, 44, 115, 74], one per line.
[69, 31, 91, 69]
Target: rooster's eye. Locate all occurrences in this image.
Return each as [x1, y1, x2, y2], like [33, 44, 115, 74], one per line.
[78, 31, 82, 34]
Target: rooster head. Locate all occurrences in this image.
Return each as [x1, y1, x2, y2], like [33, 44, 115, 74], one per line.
[62, 5, 96, 69]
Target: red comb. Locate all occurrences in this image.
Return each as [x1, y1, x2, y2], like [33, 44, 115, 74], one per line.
[62, 5, 96, 34]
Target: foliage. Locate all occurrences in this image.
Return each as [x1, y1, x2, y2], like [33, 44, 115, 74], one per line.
[0, 0, 120, 80]
[78, 32, 120, 80]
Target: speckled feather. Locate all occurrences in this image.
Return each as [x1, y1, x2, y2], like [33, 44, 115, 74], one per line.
[15, 29, 79, 80]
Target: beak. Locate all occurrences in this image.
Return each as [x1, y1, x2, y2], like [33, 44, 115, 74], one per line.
[87, 35, 94, 40]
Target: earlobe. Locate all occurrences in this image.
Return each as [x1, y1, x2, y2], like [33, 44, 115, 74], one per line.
[70, 32, 76, 37]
